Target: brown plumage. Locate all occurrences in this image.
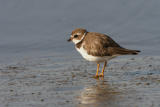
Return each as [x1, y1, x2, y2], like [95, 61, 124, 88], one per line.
[76, 32, 140, 57]
[68, 28, 140, 78]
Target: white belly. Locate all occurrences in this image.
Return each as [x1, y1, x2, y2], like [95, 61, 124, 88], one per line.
[76, 46, 117, 62]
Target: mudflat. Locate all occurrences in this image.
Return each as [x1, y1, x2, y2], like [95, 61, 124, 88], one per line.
[0, 56, 160, 107]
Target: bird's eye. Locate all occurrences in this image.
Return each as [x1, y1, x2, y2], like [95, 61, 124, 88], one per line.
[74, 35, 78, 38]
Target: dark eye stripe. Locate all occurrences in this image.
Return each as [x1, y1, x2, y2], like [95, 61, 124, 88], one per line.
[74, 35, 78, 38]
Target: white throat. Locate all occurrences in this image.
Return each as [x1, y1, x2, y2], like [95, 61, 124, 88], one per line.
[72, 33, 86, 44]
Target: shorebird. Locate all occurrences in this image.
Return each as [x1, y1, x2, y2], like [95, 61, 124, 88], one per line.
[68, 28, 140, 78]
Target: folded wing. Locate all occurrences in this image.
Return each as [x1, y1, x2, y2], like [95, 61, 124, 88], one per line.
[83, 32, 140, 56]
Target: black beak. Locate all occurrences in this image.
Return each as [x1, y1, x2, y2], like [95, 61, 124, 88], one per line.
[67, 38, 71, 42]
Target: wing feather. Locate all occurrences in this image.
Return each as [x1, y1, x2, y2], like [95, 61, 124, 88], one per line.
[83, 32, 121, 56]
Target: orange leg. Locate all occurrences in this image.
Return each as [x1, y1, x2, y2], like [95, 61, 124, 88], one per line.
[99, 61, 107, 77]
[95, 63, 100, 78]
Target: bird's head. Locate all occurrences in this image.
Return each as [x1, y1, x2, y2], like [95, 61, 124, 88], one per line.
[68, 28, 87, 44]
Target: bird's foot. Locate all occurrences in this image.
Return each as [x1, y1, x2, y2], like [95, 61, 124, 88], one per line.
[93, 75, 100, 79]
[99, 73, 104, 77]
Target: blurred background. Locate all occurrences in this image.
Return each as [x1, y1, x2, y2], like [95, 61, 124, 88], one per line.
[0, 0, 160, 64]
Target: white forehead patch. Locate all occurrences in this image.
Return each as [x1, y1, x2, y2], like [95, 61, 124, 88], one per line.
[77, 32, 82, 35]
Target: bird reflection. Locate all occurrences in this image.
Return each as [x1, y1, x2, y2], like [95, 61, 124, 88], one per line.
[77, 78, 121, 107]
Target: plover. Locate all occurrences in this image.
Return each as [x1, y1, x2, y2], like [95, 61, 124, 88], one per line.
[68, 28, 140, 78]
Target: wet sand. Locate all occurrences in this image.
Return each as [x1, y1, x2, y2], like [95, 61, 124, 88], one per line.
[0, 56, 160, 107]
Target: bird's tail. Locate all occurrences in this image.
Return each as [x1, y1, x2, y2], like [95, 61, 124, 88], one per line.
[113, 47, 140, 55]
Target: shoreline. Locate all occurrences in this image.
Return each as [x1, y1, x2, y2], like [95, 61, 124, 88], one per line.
[0, 56, 160, 107]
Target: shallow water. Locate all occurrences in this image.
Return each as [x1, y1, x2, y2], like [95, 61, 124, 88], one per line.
[0, 56, 160, 107]
[0, 0, 160, 64]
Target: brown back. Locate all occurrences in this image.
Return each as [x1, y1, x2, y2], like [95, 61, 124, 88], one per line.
[82, 32, 122, 56]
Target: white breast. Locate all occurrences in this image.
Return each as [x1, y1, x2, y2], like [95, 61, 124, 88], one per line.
[76, 46, 117, 63]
